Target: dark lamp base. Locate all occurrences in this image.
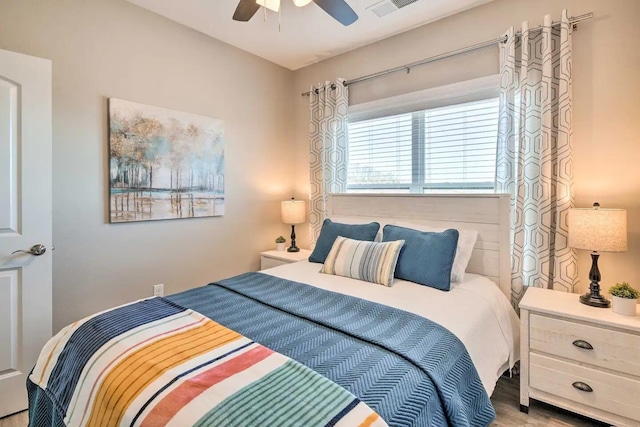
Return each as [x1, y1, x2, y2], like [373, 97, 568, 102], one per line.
[287, 224, 300, 253]
[579, 251, 610, 308]
[580, 292, 611, 308]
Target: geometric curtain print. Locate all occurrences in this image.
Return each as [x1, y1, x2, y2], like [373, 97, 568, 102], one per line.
[308, 79, 349, 245]
[495, 10, 577, 307]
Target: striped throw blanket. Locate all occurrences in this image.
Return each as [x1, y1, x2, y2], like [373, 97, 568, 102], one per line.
[29, 297, 387, 427]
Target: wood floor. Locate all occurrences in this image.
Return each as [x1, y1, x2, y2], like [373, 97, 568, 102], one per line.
[0, 411, 26, 427]
[0, 376, 608, 426]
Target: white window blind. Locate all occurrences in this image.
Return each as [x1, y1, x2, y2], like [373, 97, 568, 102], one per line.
[348, 114, 413, 188]
[347, 97, 499, 193]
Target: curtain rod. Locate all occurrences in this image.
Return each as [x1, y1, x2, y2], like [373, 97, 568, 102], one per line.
[301, 12, 593, 97]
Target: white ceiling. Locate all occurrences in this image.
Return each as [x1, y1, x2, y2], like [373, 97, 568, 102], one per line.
[127, 0, 493, 70]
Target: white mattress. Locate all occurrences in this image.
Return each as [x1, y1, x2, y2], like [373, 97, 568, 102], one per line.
[262, 260, 520, 396]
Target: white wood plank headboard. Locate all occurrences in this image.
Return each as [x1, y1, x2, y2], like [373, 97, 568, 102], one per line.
[326, 193, 512, 300]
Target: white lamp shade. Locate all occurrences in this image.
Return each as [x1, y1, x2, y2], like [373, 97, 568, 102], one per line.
[568, 207, 627, 252]
[293, 0, 313, 6]
[281, 200, 306, 225]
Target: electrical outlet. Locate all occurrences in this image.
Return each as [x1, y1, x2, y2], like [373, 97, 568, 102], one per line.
[153, 283, 164, 297]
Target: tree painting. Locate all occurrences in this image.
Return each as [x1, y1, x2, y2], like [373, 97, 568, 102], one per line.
[109, 98, 224, 223]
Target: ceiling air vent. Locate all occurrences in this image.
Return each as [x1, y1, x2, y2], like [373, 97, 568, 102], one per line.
[367, 0, 419, 18]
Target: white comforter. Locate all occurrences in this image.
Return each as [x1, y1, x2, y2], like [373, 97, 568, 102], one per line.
[262, 260, 520, 396]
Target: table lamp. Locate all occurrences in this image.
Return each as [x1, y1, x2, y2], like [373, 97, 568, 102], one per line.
[281, 198, 305, 253]
[568, 203, 627, 308]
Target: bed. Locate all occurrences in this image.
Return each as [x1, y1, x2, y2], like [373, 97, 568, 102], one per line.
[27, 194, 519, 427]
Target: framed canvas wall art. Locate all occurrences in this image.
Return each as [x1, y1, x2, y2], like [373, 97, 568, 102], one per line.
[109, 98, 224, 223]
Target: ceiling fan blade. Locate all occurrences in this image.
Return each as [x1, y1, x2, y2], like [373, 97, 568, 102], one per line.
[312, 0, 358, 26]
[233, 0, 261, 21]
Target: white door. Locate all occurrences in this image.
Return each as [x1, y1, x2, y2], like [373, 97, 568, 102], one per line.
[0, 49, 52, 418]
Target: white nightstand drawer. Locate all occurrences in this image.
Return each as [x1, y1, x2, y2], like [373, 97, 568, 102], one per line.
[520, 288, 640, 424]
[260, 257, 288, 270]
[530, 314, 640, 377]
[530, 353, 640, 423]
[260, 249, 311, 271]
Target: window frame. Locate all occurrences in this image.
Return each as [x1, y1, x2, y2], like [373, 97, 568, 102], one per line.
[346, 75, 500, 194]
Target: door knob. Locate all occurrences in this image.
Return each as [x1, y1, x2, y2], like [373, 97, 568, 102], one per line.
[12, 244, 47, 256]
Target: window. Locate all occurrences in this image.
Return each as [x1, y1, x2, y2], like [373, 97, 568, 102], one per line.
[346, 77, 500, 193]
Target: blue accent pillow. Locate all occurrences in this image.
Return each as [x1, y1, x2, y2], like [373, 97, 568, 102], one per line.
[382, 225, 459, 291]
[309, 219, 380, 264]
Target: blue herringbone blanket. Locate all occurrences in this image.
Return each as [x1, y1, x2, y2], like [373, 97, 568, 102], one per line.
[27, 272, 494, 426]
[173, 273, 494, 426]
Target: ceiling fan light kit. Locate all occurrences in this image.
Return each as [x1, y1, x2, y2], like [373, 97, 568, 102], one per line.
[233, 0, 359, 26]
[256, 0, 280, 12]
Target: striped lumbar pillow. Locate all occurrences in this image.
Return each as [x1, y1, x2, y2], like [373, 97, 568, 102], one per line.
[321, 236, 405, 287]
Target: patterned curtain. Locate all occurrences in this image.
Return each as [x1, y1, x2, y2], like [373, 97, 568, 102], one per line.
[496, 10, 577, 307]
[308, 80, 349, 245]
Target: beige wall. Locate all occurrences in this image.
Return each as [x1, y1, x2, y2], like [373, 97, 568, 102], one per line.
[0, 0, 294, 331]
[292, 0, 640, 296]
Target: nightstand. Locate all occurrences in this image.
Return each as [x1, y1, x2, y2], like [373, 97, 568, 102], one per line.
[519, 287, 640, 426]
[260, 249, 311, 270]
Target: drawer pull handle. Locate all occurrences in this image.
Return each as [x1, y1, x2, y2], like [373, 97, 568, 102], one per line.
[572, 381, 593, 392]
[572, 340, 593, 350]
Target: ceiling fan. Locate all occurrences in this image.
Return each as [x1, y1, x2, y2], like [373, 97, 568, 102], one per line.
[233, 0, 358, 26]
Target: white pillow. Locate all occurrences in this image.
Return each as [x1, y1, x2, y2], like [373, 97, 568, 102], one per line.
[389, 222, 478, 283]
